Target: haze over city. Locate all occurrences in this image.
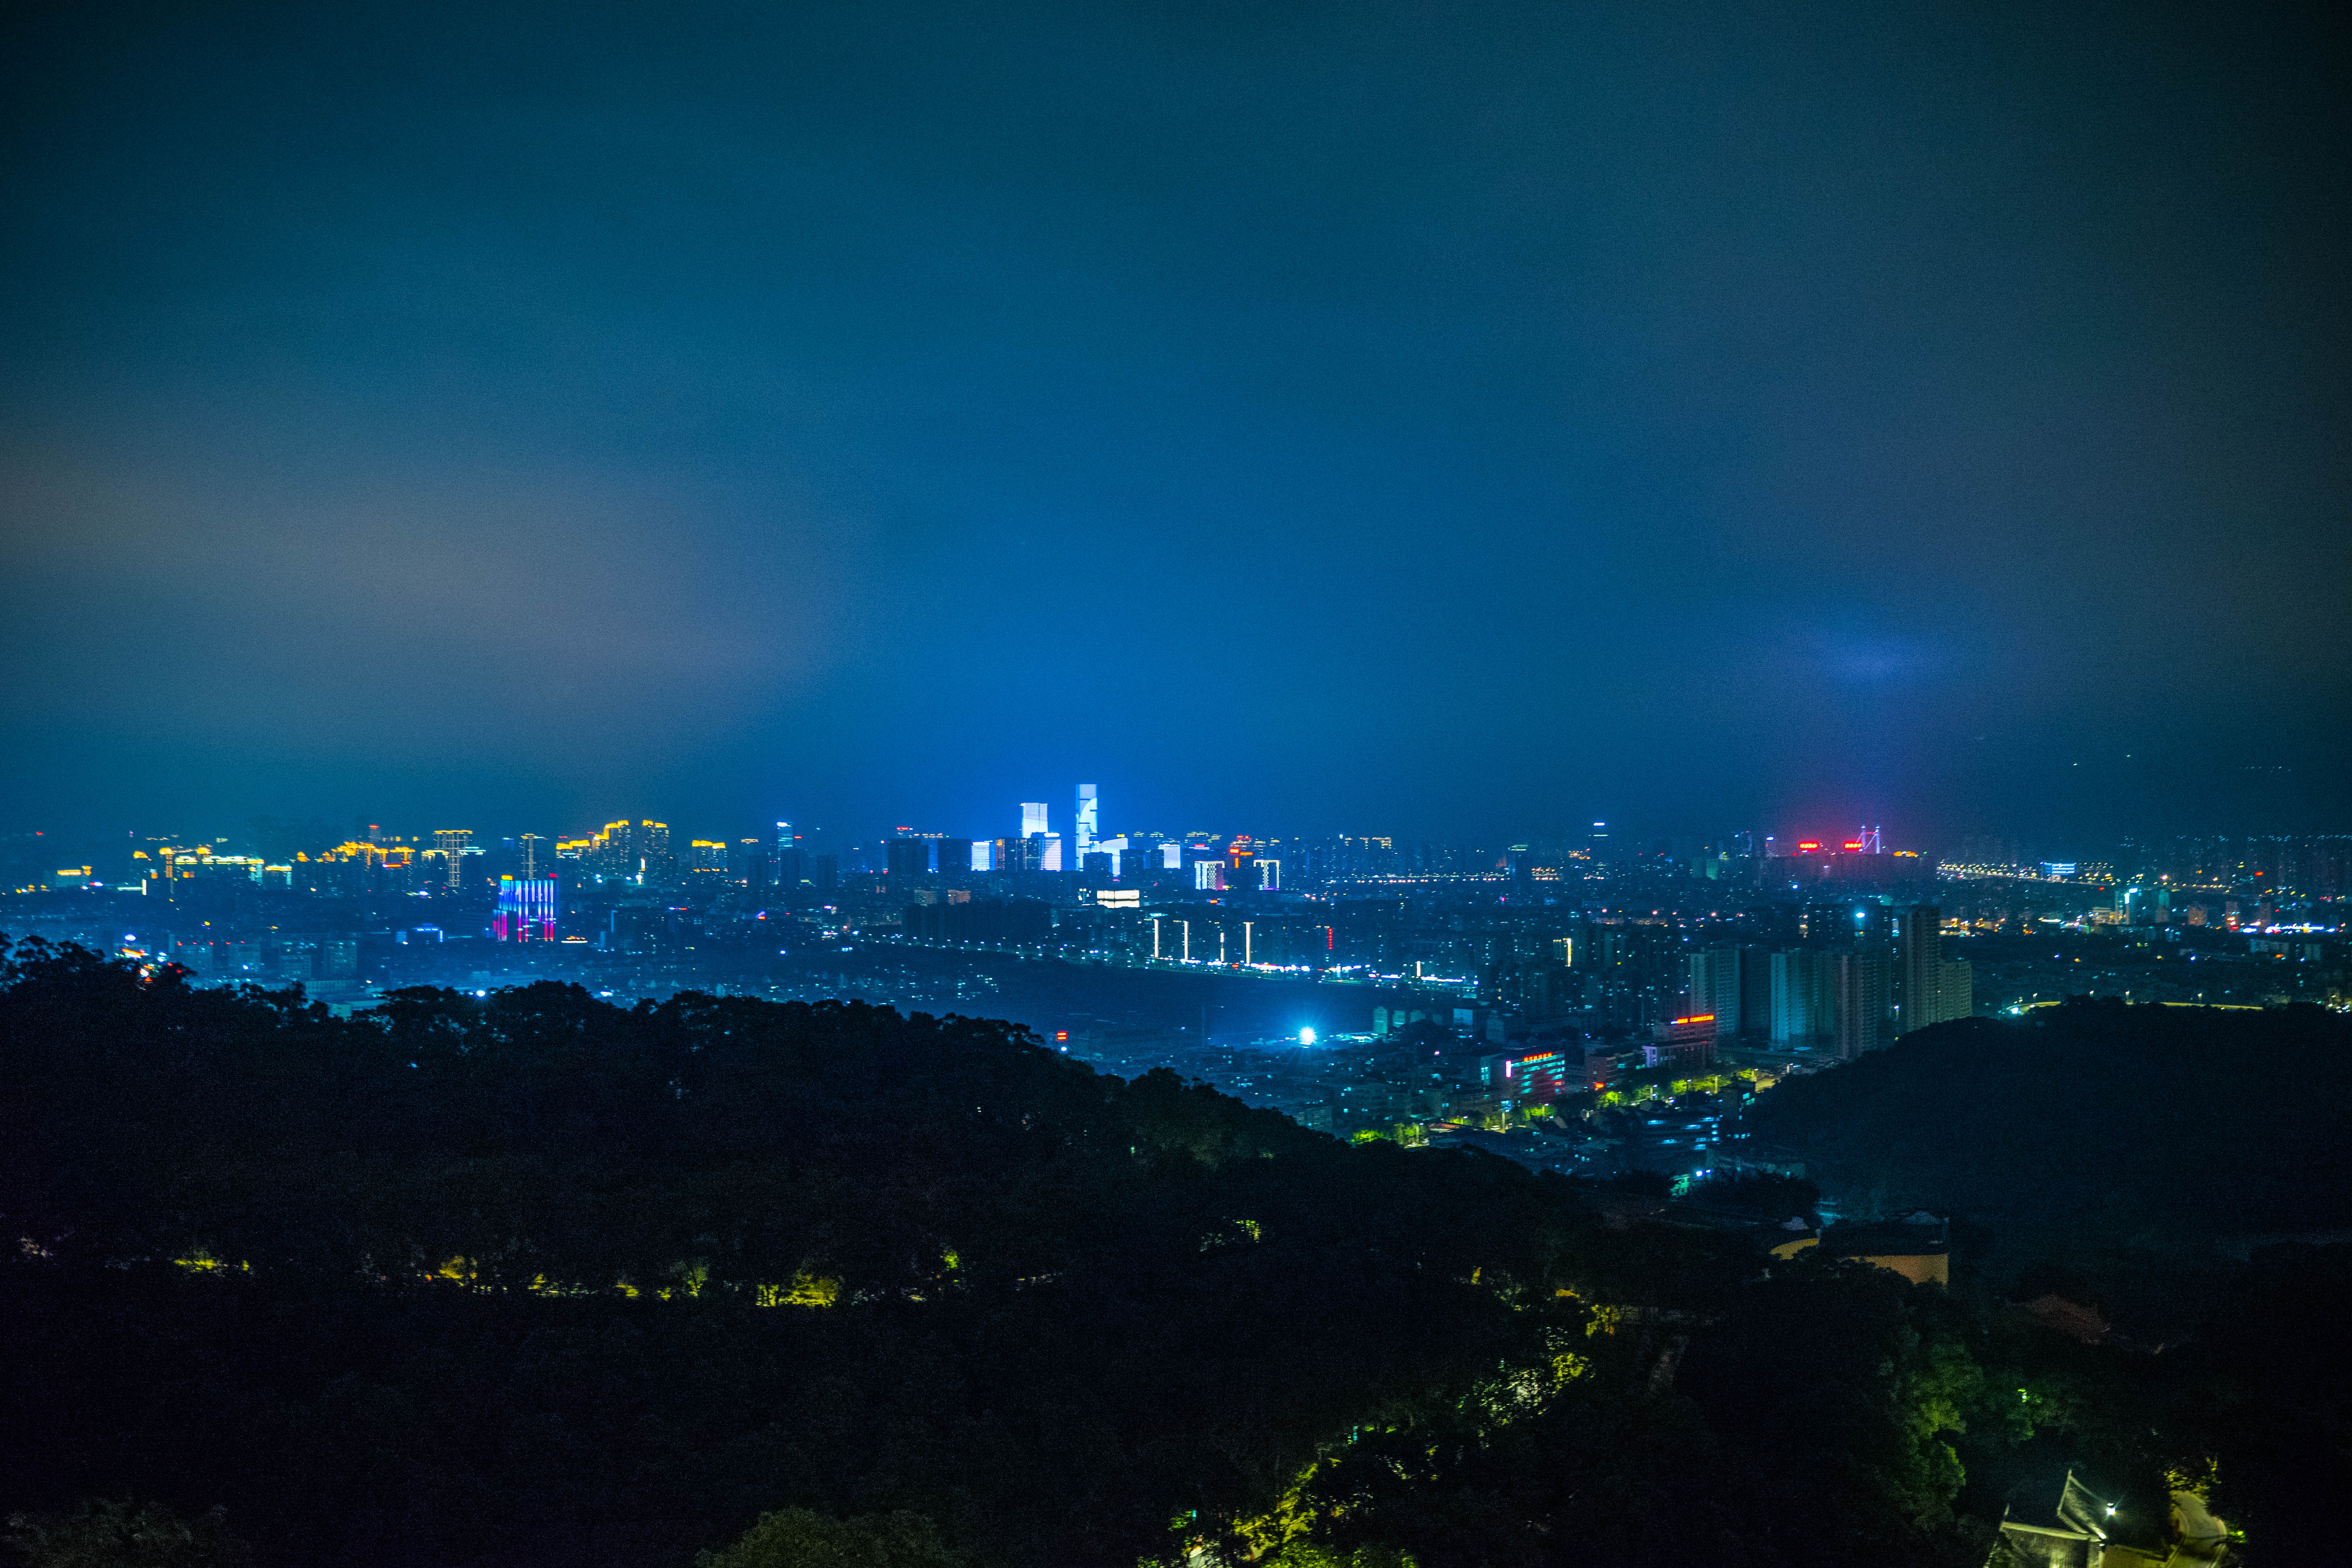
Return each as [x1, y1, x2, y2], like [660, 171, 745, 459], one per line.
[5, 1, 2348, 844]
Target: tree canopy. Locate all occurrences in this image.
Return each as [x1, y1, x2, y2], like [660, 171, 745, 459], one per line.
[3, 940, 2333, 1566]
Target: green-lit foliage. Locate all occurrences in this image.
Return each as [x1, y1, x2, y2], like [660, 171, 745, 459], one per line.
[2, 1498, 254, 1568]
[695, 1508, 957, 1568]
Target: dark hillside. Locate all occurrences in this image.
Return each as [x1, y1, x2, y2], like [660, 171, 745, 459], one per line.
[1747, 1001, 2352, 1314]
[4, 941, 2333, 1567]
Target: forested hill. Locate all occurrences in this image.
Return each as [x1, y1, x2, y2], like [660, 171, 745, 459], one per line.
[1748, 1001, 2352, 1268]
[2, 940, 2335, 1568]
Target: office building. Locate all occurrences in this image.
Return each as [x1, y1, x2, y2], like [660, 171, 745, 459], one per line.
[886, 837, 932, 879]
[1647, 1014, 1719, 1069]
[1480, 1047, 1572, 1102]
[1075, 784, 1098, 865]
[1021, 802, 1048, 837]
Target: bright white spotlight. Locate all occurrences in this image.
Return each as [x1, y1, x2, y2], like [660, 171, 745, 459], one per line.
[1298, 1027, 1317, 1045]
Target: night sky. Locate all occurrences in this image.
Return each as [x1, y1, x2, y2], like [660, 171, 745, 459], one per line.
[4, 1, 2346, 849]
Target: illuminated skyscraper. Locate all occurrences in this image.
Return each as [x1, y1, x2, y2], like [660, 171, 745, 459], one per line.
[1021, 802, 1048, 837]
[433, 829, 473, 888]
[735, 838, 770, 895]
[495, 876, 558, 941]
[593, 820, 634, 877]
[773, 820, 806, 886]
[1075, 784, 1098, 864]
[637, 821, 671, 884]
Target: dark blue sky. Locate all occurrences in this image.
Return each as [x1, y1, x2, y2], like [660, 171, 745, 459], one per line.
[4, 0, 2346, 849]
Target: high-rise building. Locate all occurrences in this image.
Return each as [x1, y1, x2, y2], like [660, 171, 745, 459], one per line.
[1831, 948, 1891, 1060]
[1075, 784, 1098, 865]
[1686, 947, 1742, 1038]
[494, 876, 558, 942]
[735, 838, 770, 896]
[637, 821, 672, 885]
[1938, 954, 1972, 1025]
[1897, 904, 1974, 1032]
[433, 829, 473, 888]
[886, 837, 932, 879]
[970, 839, 996, 873]
[1738, 945, 1772, 1039]
[1093, 836, 1128, 877]
[1770, 948, 1833, 1045]
[1021, 802, 1048, 838]
[1897, 905, 1939, 1034]
[764, 821, 806, 889]
[518, 834, 543, 879]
